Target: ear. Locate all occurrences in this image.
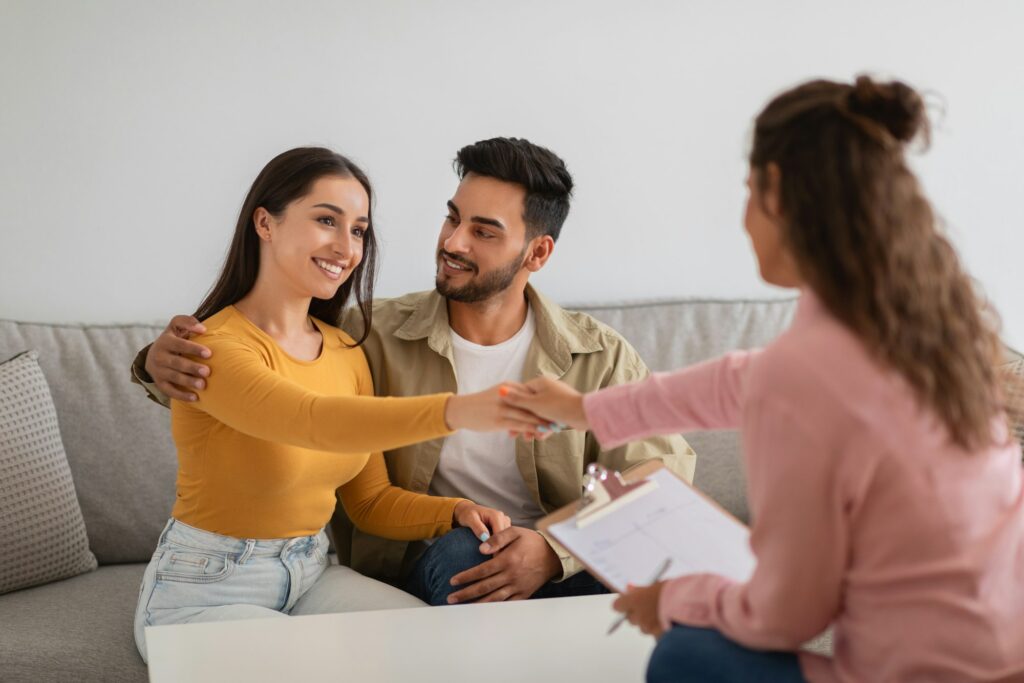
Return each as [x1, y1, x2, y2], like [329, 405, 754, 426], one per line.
[253, 207, 274, 242]
[523, 234, 555, 273]
[763, 163, 784, 221]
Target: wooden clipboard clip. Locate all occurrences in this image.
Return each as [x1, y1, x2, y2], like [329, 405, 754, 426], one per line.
[576, 463, 659, 528]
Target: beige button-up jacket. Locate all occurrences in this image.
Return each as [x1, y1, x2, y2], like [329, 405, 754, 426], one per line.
[331, 285, 696, 583]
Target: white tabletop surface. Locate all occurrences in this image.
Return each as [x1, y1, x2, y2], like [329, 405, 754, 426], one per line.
[146, 594, 656, 683]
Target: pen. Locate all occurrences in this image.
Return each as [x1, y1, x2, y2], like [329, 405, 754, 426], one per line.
[607, 557, 673, 635]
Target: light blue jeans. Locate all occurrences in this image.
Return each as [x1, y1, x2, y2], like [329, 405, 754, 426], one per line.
[134, 519, 424, 662]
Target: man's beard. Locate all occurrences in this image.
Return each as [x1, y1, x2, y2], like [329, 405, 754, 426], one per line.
[435, 248, 526, 303]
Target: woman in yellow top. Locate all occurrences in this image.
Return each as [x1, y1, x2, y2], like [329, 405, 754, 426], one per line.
[133, 147, 544, 661]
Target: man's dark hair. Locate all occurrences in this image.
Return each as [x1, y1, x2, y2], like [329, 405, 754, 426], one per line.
[454, 137, 573, 242]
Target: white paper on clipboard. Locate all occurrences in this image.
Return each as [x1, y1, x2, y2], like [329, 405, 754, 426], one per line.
[546, 468, 756, 593]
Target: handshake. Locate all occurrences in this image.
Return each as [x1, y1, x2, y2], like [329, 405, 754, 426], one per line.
[442, 377, 592, 439]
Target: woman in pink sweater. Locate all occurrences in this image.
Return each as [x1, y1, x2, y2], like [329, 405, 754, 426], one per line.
[506, 76, 1024, 682]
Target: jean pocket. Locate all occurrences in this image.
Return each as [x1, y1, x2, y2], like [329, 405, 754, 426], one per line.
[155, 548, 234, 584]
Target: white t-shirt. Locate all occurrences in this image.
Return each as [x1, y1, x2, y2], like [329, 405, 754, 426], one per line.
[428, 307, 545, 529]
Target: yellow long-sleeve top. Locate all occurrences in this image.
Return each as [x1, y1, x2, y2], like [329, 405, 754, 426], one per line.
[170, 305, 463, 539]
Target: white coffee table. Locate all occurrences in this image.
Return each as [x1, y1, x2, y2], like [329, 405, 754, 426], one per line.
[146, 593, 655, 682]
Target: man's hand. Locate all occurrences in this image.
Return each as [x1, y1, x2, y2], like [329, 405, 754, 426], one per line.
[612, 581, 667, 638]
[447, 527, 561, 604]
[145, 315, 212, 402]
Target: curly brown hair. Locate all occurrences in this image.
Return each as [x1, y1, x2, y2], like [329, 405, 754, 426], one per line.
[750, 75, 1010, 451]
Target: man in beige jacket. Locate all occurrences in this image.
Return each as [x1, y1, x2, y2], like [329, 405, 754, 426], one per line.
[132, 137, 696, 606]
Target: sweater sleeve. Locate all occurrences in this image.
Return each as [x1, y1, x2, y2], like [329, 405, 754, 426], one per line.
[337, 452, 467, 540]
[190, 333, 453, 454]
[656, 397, 847, 650]
[583, 351, 758, 450]
[336, 354, 468, 540]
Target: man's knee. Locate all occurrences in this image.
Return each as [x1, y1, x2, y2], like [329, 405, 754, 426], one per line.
[429, 526, 488, 568]
[411, 527, 488, 605]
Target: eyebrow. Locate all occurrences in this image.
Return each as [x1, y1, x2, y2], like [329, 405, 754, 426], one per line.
[447, 200, 506, 231]
[313, 203, 369, 223]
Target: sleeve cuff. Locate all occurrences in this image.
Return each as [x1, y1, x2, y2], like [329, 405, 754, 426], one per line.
[657, 573, 730, 631]
[131, 356, 172, 408]
[536, 529, 580, 582]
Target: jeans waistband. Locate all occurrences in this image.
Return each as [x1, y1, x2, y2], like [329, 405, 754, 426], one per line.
[160, 518, 327, 558]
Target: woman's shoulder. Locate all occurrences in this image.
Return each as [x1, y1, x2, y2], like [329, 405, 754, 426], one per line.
[192, 307, 272, 359]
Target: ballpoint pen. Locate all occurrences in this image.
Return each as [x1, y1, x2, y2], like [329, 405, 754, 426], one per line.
[607, 557, 673, 635]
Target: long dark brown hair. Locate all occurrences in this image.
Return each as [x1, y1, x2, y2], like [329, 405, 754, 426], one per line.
[193, 147, 378, 345]
[750, 76, 1007, 450]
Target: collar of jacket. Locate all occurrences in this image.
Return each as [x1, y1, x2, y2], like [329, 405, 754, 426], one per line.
[392, 283, 605, 378]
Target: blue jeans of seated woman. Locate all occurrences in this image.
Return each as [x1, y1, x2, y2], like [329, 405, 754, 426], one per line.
[647, 624, 806, 683]
[405, 526, 609, 605]
[134, 518, 423, 663]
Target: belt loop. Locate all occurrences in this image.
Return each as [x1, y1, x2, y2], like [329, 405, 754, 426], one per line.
[157, 518, 174, 547]
[237, 539, 256, 565]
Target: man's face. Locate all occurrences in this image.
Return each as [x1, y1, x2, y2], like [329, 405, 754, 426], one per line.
[435, 173, 531, 303]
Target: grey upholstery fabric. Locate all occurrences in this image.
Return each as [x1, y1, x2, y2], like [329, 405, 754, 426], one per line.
[0, 351, 97, 594]
[0, 321, 176, 565]
[0, 564, 147, 682]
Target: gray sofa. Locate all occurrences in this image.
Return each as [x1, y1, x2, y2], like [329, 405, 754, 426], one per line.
[2, 298, 1017, 681]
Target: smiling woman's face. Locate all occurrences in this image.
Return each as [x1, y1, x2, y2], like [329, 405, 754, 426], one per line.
[253, 175, 370, 301]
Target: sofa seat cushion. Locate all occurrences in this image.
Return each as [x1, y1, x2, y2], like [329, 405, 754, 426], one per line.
[0, 563, 147, 682]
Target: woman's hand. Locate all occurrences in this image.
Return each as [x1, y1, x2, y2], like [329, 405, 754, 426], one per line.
[501, 376, 589, 432]
[612, 581, 667, 638]
[453, 501, 512, 542]
[444, 383, 549, 435]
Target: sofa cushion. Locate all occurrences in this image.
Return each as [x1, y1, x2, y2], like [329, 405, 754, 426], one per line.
[0, 563, 148, 682]
[0, 350, 97, 594]
[0, 321, 176, 565]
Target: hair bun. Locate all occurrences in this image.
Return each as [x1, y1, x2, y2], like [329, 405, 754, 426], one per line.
[847, 75, 928, 144]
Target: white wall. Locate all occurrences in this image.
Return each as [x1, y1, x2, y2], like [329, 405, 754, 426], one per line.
[2, 0, 1022, 348]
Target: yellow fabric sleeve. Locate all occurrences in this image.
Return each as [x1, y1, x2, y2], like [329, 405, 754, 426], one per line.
[190, 332, 454, 454]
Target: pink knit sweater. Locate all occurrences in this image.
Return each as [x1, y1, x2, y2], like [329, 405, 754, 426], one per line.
[584, 292, 1024, 682]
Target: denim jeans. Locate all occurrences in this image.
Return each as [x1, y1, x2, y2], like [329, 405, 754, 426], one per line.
[404, 526, 609, 605]
[134, 519, 424, 662]
[647, 624, 806, 683]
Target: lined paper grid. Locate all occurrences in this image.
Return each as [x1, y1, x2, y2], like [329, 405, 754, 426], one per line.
[549, 468, 756, 593]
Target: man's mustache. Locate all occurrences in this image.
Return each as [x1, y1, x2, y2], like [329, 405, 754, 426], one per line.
[438, 250, 477, 272]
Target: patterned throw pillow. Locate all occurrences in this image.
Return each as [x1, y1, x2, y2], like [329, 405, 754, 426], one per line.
[1004, 358, 1024, 455]
[0, 351, 97, 594]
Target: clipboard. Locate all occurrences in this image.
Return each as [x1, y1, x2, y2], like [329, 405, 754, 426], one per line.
[538, 460, 756, 593]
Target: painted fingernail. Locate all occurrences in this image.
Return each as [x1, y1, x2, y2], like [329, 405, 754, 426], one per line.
[537, 425, 549, 433]
[479, 532, 490, 542]
[499, 386, 509, 397]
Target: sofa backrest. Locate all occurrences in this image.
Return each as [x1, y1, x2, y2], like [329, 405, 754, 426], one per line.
[0, 299, 798, 565]
[0, 320, 173, 565]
